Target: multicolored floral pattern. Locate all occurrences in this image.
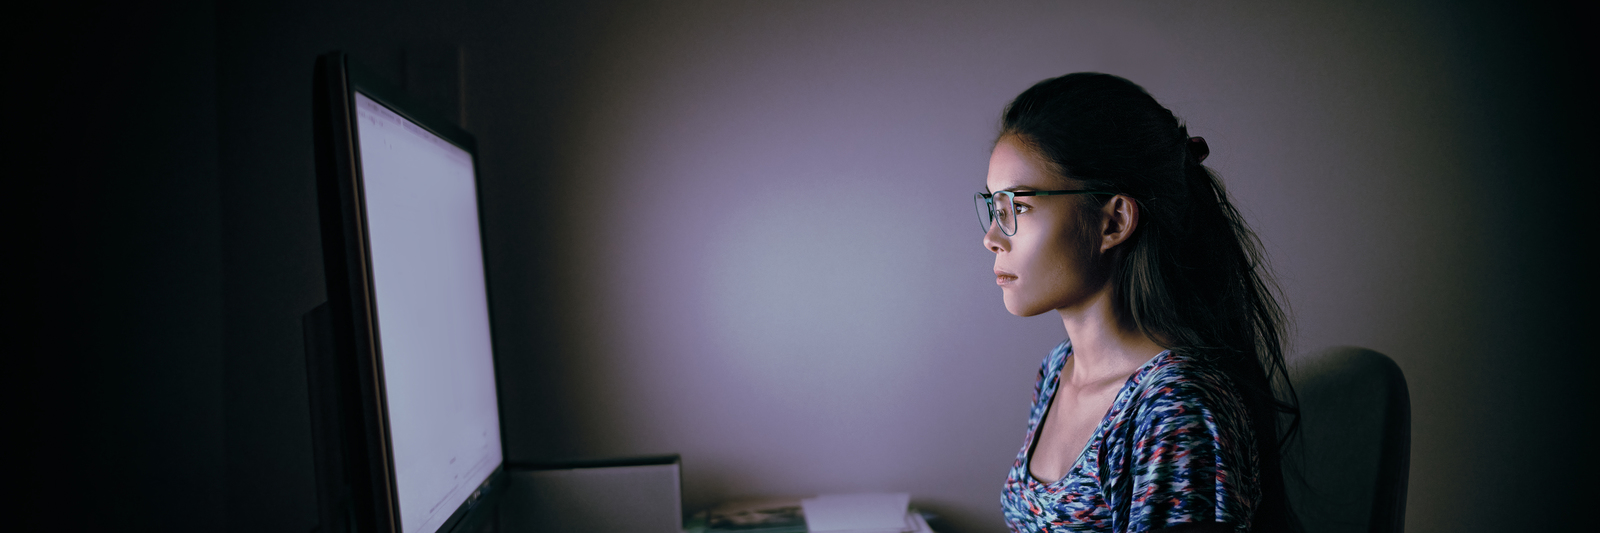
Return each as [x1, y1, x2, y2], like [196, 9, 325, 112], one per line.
[1001, 341, 1259, 532]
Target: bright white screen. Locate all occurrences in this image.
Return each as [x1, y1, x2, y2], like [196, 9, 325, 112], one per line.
[354, 92, 503, 533]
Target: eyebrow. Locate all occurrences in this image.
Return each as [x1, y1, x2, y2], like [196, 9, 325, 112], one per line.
[985, 185, 1041, 194]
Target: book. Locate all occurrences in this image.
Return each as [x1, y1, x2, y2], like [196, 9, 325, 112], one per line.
[685, 495, 936, 533]
[687, 497, 807, 533]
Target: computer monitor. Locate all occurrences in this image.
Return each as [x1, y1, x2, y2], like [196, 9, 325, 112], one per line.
[308, 51, 504, 533]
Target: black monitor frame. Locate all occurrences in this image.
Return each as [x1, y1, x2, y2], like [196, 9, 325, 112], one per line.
[308, 50, 505, 533]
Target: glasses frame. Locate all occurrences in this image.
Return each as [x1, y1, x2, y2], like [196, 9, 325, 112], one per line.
[976, 189, 1116, 236]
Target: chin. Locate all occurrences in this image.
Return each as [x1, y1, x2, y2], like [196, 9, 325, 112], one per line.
[1002, 295, 1052, 318]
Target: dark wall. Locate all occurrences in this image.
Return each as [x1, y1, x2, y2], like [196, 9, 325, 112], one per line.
[17, 1, 223, 530]
[1420, 2, 1597, 527]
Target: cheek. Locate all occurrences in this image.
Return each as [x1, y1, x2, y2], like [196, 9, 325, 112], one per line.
[1007, 233, 1083, 310]
[1029, 242, 1076, 293]
[1019, 225, 1079, 274]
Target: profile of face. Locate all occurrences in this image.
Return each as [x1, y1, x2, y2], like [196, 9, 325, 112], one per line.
[982, 138, 1115, 317]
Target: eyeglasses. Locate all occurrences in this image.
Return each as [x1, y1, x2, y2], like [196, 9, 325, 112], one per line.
[974, 190, 1114, 236]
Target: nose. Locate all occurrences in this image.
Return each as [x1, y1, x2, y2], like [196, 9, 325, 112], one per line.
[982, 220, 1008, 254]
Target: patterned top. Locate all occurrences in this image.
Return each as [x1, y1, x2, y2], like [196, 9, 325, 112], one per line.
[1001, 341, 1259, 532]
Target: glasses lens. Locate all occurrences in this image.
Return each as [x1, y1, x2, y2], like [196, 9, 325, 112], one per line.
[994, 192, 1016, 235]
[974, 193, 993, 233]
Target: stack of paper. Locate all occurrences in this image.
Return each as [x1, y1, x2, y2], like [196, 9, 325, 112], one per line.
[800, 493, 931, 533]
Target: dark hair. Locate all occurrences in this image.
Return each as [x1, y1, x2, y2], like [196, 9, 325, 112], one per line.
[1000, 73, 1301, 532]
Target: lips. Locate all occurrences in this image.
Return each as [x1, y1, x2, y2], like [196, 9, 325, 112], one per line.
[995, 269, 1017, 285]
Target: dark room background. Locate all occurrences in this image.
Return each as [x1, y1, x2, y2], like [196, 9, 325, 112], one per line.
[17, 1, 1594, 532]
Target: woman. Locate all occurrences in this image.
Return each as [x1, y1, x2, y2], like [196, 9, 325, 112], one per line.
[981, 73, 1299, 533]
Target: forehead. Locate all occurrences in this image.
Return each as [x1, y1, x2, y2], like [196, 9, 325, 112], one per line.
[986, 138, 1060, 192]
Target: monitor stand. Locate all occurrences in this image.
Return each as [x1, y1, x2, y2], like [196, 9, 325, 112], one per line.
[303, 302, 359, 533]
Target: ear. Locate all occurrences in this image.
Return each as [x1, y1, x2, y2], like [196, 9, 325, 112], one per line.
[1098, 195, 1140, 253]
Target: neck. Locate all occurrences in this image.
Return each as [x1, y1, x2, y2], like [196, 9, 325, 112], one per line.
[1057, 284, 1166, 385]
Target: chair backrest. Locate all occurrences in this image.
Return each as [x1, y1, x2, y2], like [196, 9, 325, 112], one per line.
[1281, 346, 1410, 533]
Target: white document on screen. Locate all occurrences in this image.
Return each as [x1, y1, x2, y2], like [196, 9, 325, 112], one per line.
[355, 92, 503, 533]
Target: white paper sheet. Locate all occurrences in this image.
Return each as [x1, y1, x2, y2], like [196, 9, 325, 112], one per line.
[800, 493, 911, 533]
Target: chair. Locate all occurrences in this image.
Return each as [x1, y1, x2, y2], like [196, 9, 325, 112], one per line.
[1281, 346, 1411, 533]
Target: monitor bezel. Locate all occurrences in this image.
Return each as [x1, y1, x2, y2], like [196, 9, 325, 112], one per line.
[311, 50, 506, 533]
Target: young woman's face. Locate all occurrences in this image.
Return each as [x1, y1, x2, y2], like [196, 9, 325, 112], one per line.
[983, 138, 1103, 317]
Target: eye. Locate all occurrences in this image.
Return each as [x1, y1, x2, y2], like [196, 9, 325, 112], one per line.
[1013, 203, 1032, 215]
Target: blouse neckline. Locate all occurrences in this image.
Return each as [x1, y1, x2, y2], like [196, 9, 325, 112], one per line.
[1023, 346, 1172, 487]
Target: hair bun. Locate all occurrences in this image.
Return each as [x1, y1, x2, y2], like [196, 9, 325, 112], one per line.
[1188, 136, 1210, 163]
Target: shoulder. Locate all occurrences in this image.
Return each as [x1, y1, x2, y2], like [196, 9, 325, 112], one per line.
[1101, 350, 1257, 466]
[1102, 351, 1262, 530]
[1128, 351, 1249, 424]
[1115, 351, 1256, 475]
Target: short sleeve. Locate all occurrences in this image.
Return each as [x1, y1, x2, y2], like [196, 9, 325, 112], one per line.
[1102, 373, 1259, 532]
